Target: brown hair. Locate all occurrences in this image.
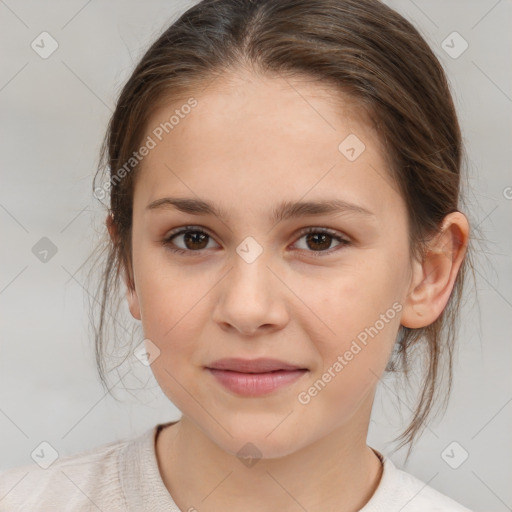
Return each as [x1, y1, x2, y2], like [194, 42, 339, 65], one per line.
[88, 0, 477, 458]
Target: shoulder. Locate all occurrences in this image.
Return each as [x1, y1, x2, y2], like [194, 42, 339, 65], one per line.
[0, 434, 135, 512]
[367, 450, 474, 512]
[394, 466, 473, 511]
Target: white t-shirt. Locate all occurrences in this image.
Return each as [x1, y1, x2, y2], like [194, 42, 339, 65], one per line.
[0, 421, 473, 511]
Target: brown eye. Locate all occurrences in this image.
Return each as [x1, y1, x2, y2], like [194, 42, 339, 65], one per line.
[181, 231, 209, 250]
[163, 227, 219, 254]
[305, 232, 332, 251]
[294, 228, 350, 256]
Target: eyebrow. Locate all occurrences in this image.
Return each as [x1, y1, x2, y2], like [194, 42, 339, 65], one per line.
[145, 196, 375, 224]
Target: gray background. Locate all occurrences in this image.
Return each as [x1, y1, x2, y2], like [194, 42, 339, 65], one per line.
[0, 1, 511, 511]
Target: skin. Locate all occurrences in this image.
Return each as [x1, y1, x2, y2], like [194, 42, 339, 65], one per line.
[107, 69, 469, 512]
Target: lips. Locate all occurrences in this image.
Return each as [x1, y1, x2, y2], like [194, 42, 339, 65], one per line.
[205, 358, 308, 396]
[206, 357, 307, 373]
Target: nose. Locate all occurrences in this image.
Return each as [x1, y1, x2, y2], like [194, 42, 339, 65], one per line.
[212, 251, 289, 336]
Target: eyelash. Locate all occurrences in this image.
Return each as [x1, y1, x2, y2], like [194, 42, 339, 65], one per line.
[162, 225, 351, 257]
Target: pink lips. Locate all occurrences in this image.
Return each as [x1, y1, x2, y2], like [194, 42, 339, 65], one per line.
[205, 358, 308, 396]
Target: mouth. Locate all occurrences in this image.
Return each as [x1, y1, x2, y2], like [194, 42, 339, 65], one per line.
[205, 358, 309, 396]
[206, 357, 307, 373]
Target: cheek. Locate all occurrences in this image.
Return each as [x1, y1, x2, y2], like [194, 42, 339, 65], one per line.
[290, 255, 405, 409]
[138, 271, 208, 410]
[296, 251, 404, 340]
[295, 282, 401, 422]
[133, 259, 204, 377]
[135, 245, 201, 329]
[139, 277, 203, 350]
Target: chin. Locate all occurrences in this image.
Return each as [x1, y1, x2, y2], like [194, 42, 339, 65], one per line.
[224, 435, 301, 461]
[204, 416, 309, 460]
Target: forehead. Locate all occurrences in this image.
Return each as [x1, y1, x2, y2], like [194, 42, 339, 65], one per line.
[135, 71, 402, 221]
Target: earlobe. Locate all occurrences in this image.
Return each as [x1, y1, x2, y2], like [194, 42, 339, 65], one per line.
[400, 256, 428, 329]
[126, 286, 141, 321]
[106, 212, 116, 243]
[123, 262, 141, 321]
[400, 212, 469, 329]
[106, 212, 142, 321]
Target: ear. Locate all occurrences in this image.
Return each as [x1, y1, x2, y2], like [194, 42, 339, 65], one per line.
[400, 212, 469, 329]
[106, 213, 141, 321]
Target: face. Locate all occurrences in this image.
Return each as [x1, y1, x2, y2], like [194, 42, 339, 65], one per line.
[126, 70, 415, 458]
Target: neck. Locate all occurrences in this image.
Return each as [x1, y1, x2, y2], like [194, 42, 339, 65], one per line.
[156, 415, 383, 512]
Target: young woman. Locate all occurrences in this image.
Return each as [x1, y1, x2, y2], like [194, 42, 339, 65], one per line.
[0, 0, 475, 510]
